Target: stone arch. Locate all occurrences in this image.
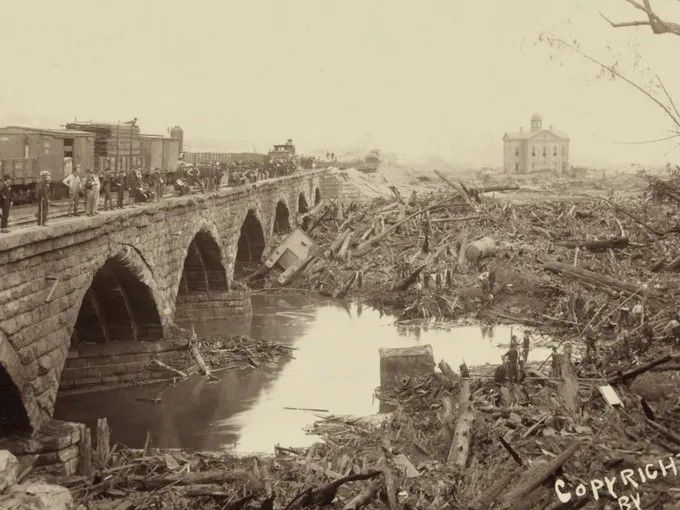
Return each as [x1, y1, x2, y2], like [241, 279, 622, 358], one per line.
[273, 199, 291, 235]
[0, 329, 35, 436]
[235, 208, 266, 279]
[298, 192, 310, 214]
[314, 187, 321, 205]
[70, 247, 166, 347]
[177, 228, 229, 295]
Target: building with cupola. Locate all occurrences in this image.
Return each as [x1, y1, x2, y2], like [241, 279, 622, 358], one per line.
[502, 114, 570, 173]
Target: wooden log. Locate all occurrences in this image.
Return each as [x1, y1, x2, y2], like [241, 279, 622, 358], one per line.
[433, 170, 473, 205]
[343, 480, 380, 510]
[392, 264, 427, 291]
[337, 231, 354, 260]
[552, 353, 579, 415]
[95, 418, 110, 466]
[468, 470, 516, 510]
[557, 236, 629, 251]
[457, 233, 468, 271]
[539, 256, 663, 297]
[645, 417, 680, 445]
[447, 378, 474, 468]
[479, 185, 520, 193]
[437, 360, 459, 386]
[334, 272, 357, 299]
[152, 358, 187, 379]
[190, 327, 212, 378]
[132, 468, 251, 489]
[606, 354, 672, 384]
[354, 197, 461, 257]
[327, 229, 351, 257]
[497, 441, 583, 509]
[78, 424, 92, 477]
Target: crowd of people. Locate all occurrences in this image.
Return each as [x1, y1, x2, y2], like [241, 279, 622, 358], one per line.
[0, 156, 306, 232]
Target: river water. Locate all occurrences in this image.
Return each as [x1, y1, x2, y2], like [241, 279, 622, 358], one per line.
[54, 294, 551, 455]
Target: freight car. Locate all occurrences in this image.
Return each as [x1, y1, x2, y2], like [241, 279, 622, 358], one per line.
[0, 126, 95, 198]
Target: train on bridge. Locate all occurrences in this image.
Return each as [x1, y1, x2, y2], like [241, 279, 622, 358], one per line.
[0, 121, 183, 199]
[0, 120, 315, 202]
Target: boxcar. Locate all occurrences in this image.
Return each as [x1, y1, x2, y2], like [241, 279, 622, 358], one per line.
[0, 126, 95, 191]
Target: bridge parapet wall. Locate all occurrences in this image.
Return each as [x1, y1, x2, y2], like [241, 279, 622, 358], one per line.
[0, 170, 330, 433]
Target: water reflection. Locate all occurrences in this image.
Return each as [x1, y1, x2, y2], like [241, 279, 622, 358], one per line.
[54, 294, 551, 455]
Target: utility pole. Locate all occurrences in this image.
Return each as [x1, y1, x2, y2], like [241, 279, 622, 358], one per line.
[115, 121, 120, 173]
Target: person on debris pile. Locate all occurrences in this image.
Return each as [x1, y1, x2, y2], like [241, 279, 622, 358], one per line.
[584, 327, 597, 363]
[642, 321, 655, 349]
[617, 306, 632, 333]
[522, 331, 531, 363]
[0, 174, 12, 233]
[36, 171, 51, 226]
[502, 336, 520, 384]
[666, 314, 680, 347]
[478, 271, 490, 301]
[631, 301, 645, 327]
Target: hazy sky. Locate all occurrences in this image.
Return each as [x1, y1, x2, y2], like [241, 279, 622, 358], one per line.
[0, 1, 679, 167]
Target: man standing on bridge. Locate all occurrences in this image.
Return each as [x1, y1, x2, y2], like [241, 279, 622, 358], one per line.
[36, 171, 51, 226]
[63, 165, 81, 216]
[0, 174, 12, 232]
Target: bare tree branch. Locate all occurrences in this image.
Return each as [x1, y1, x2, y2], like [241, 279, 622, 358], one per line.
[657, 75, 680, 121]
[602, 0, 680, 36]
[600, 12, 652, 28]
[543, 35, 680, 130]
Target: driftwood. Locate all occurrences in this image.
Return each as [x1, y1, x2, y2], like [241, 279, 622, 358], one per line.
[337, 231, 354, 260]
[334, 272, 357, 299]
[132, 469, 251, 489]
[152, 358, 187, 379]
[557, 236, 629, 251]
[437, 360, 459, 386]
[342, 480, 380, 510]
[468, 470, 516, 510]
[645, 417, 680, 445]
[447, 378, 474, 468]
[327, 229, 351, 257]
[95, 418, 110, 466]
[497, 441, 583, 509]
[552, 353, 579, 415]
[606, 354, 673, 384]
[478, 185, 520, 193]
[78, 424, 93, 477]
[354, 196, 463, 257]
[190, 327, 212, 378]
[539, 256, 662, 297]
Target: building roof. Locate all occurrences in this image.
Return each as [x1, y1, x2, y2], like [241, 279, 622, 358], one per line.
[504, 128, 569, 141]
[530, 113, 542, 121]
[0, 126, 94, 138]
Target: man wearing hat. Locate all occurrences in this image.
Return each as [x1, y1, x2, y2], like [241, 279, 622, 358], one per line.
[36, 171, 51, 226]
[0, 174, 12, 232]
[502, 336, 520, 384]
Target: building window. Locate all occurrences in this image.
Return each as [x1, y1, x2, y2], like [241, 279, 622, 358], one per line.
[515, 147, 519, 157]
[515, 162, 518, 171]
[531, 147, 535, 157]
[542, 146, 546, 157]
[562, 146, 566, 156]
[553, 145, 557, 156]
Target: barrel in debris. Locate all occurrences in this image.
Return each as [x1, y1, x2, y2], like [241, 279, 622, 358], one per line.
[465, 236, 496, 261]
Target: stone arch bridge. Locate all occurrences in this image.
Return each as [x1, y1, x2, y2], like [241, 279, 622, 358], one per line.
[0, 170, 336, 436]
